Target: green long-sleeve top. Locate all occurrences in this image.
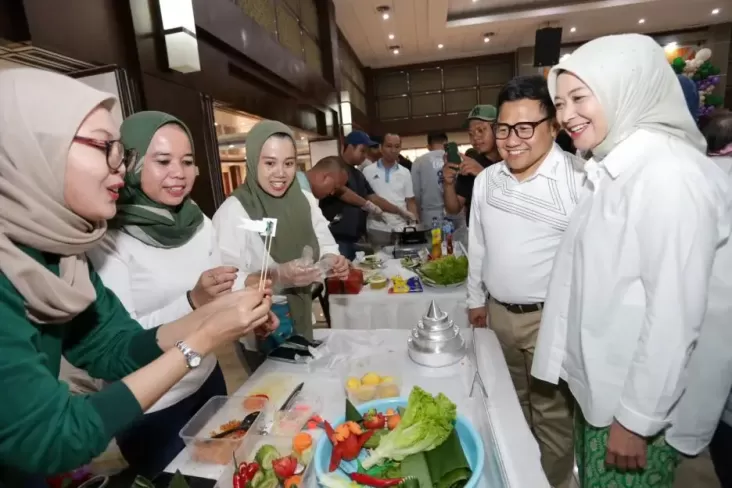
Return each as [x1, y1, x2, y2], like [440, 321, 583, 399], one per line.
[0, 246, 163, 483]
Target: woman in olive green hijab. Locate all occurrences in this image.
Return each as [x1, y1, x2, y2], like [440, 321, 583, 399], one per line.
[213, 120, 349, 341]
[87, 111, 243, 476]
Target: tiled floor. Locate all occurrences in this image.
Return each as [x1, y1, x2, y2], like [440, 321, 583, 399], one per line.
[92, 305, 722, 487]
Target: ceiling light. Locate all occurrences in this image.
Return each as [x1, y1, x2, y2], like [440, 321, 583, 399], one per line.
[300, 136, 306, 140]
[712, 8, 720, 14]
[377, 5, 391, 20]
[228, 144, 234, 149]
[438, 43, 444, 49]
[638, 18, 645, 24]
[392, 48, 399, 54]
[570, 27, 576, 33]
[388, 33, 395, 40]
[484, 37, 490, 43]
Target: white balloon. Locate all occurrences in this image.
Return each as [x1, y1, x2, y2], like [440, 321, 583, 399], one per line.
[695, 48, 712, 62]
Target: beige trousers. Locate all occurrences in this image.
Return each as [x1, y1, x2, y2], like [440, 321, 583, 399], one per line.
[488, 298, 574, 488]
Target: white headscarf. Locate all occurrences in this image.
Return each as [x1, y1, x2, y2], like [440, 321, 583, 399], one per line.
[547, 33, 706, 160]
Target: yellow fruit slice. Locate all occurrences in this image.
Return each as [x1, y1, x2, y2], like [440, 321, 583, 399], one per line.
[361, 372, 381, 386]
[346, 377, 361, 390]
[380, 376, 395, 384]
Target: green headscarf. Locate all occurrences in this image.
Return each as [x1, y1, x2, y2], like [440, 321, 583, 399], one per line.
[231, 120, 320, 339]
[111, 111, 204, 248]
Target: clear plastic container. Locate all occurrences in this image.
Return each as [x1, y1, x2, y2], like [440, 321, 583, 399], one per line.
[179, 395, 272, 465]
[214, 430, 321, 488]
[342, 353, 404, 405]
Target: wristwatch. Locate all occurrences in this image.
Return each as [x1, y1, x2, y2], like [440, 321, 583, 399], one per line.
[175, 340, 202, 369]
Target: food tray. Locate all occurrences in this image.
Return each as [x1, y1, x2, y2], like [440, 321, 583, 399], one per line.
[179, 395, 272, 466]
[342, 353, 404, 405]
[214, 431, 321, 488]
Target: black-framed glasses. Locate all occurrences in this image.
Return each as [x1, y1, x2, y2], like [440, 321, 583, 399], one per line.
[73, 136, 136, 171]
[493, 117, 551, 140]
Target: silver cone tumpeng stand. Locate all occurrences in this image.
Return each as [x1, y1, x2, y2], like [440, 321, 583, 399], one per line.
[407, 300, 466, 367]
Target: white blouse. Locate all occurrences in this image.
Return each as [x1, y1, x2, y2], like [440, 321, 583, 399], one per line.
[87, 218, 220, 413]
[532, 130, 732, 455]
[212, 190, 340, 290]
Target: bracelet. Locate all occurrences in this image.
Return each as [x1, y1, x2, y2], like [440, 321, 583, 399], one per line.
[186, 290, 197, 310]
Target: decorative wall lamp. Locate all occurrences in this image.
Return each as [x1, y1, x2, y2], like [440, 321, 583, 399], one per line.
[158, 0, 200, 73]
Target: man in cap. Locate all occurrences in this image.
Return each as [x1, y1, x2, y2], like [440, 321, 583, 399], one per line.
[443, 105, 501, 225]
[319, 131, 413, 259]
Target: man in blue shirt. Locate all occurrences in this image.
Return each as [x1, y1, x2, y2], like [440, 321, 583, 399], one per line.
[319, 131, 412, 259]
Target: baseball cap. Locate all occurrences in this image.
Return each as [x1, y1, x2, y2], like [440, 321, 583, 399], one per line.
[344, 130, 378, 147]
[466, 104, 498, 123]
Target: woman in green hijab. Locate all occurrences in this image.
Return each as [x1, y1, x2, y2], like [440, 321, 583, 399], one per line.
[213, 120, 349, 344]
[87, 111, 252, 476]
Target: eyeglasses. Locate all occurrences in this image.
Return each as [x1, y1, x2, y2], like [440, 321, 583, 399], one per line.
[493, 117, 551, 140]
[73, 136, 136, 171]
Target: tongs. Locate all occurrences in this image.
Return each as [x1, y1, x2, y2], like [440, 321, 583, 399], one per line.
[469, 323, 488, 398]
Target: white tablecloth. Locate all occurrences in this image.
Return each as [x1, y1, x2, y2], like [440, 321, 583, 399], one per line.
[165, 329, 549, 488]
[330, 258, 469, 330]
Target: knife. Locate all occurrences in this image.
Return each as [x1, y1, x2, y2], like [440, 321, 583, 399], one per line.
[280, 382, 304, 411]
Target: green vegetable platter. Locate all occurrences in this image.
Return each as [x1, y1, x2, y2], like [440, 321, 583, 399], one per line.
[414, 256, 468, 288]
[314, 387, 484, 488]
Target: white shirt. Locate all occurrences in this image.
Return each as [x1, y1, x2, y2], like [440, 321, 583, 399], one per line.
[87, 218, 220, 413]
[467, 145, 585, 308]
[212, 190, 340, 290]
[363, 161, 414, 232]
[532, 130, 732, 454]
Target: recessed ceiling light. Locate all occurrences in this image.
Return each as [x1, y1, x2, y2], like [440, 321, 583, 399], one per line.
[377, 5, 391, 20]
[392, 48, 399, 54]
[382, 12, 390, 19]
[712, 8, 720, 14]
[438, 43, 444, 49]
[388, 33, 395, 40]
[484, 36, 490, 43]
[570, 27, 576, 33]
[638, 18, 646, 24]
[228, 144, 234, 149]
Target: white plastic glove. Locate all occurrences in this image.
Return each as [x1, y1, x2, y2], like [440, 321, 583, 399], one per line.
[272, 246, 321, 288]
[361, 200, 384, 217]
[399, 209, 418, 222]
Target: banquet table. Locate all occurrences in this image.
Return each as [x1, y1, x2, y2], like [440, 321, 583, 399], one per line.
[329, 256, 469, 330]
[165, 329, 549, 488]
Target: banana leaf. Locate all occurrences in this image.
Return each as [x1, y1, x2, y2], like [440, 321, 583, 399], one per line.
[400, 430, 472, 488]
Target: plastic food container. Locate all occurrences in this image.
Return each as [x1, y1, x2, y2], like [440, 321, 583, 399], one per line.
[213, 430, 321, 488]
[179, 395, 272, 465]
[369, 274, 387, 290]
[342, 354, 403, 405]
[326, 268, 363, 295]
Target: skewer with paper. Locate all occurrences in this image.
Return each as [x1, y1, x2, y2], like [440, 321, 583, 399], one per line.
[238, 217, 278, 291]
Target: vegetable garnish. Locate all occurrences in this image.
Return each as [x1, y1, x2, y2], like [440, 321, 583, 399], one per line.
[272, 456, 299, 479]
[416, 255, 468, 286]
[348, 473, 413, 487]
[361, 387, 456, 469]
[363, 410, 386, 430]
[293, 432, 313, 453]
[284, 475, 303, 488]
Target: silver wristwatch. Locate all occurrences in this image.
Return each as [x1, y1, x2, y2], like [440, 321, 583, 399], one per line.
[175, 340, 202, 369]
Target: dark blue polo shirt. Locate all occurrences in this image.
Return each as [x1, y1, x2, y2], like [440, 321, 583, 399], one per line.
[319, 165, 374, 243]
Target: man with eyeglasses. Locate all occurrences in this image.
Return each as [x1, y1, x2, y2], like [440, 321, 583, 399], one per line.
[466, 75, 585, 488]
[443, 105, 500, 226]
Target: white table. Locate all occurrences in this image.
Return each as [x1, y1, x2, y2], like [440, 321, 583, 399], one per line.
[329, 257, 469, 330]
[165, 329, 549, 488]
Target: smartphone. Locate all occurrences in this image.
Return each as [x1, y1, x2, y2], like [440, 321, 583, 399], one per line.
[287, 334, 323, 349]
[444, 142, 462, 169]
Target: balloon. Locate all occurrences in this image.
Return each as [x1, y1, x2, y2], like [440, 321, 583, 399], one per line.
[671, 56, 686, 73]
[695, 48, 712, 62]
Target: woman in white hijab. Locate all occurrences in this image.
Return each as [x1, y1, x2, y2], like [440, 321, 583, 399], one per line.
[0, 68, 274, 487]
[531, 34, 732, 487]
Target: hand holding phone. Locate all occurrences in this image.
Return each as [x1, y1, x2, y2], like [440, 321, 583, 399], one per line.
[444, 142, 462, 170]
